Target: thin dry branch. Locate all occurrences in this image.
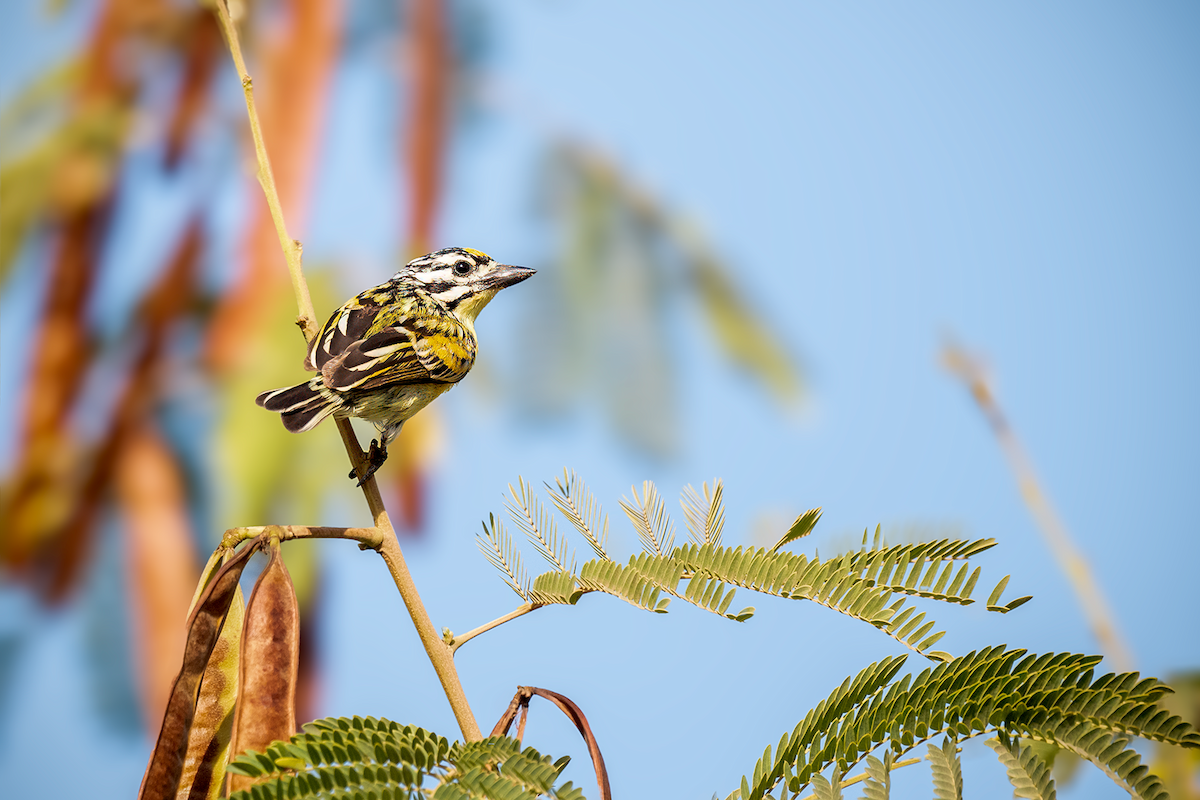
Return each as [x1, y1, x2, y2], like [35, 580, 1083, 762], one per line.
[211, 0, 481, 742]
[942, 340, 1134, 672]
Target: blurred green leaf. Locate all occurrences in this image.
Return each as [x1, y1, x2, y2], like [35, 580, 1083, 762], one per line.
[516, 143, 803, 456]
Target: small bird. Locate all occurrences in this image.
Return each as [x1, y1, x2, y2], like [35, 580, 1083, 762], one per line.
[256, 247, 534, 483]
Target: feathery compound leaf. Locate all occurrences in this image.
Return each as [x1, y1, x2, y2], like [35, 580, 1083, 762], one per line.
[508, 477, 575, 573]
[1031, 721, 1169, 800]
[848, 538, 999, 606]
[547, 469, 610, 560]
[529, 569, 580, 606]
[927, 737, 963, 800]
[734, 646, 1199, 800]
[578, 557, 671, 613]
[673, 543, 954, 656]
[738, 655, 909, 798]
[226, 720, 579, 800]
[771, 508, 822, 553]
[476, 513, 529, 600]
[861, 751, 892, 800]
[681, 479, 726, 547]
[809, 768, 842, 800]
[986, 735, 1057, 800]
[621, 481, 675, 556]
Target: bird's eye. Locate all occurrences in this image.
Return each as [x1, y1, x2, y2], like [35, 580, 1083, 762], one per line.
[453, 261, 472, 276]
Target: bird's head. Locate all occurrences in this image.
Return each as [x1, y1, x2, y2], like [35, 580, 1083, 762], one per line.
[398, 247, 535, 322]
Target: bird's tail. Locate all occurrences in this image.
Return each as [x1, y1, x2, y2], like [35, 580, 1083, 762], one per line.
[255, 378, 340, 434]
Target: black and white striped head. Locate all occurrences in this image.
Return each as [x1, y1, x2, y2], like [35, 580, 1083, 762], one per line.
[397, 247, 535, 321]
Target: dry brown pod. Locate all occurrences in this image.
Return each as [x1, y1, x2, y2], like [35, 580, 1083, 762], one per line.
[174, 585, 243, 800]
[228, 540, 300, 794]
[139, 537, 263, 800]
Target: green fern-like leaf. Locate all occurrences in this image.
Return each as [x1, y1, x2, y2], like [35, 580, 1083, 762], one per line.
[226, 719, 577, 800]
[927, 737, 963, 800]
[770, 508, 822, 553]
[477, 514, 529, 601]
[508, 477, 575, 573]
[735, 647, 1200, 800]
[681, 479, 726, 547]
[621, 481, 675, 556]
[848, 538, 998, 606]
[741, 655, 909, 798]
[860, 751, 892, 800]
[674, 543, 953, 656]
[547, 469, 610, 560]
[478, 475, 1027, 660]
[528, 570, 580, 606]
[1030, 721, 1167, 800]
[986, 733, 1056, 800]
[578, 557, 671, 613]
[809, 767, 842, 800]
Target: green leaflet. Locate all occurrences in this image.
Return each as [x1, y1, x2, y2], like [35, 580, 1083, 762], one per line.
[521, 144, 803, 456]
[476, 513, 529, 601]
[508, 477, 575, 573]
[1034, 721, 1168, 800]
[226, 718, 577, 800]
[770, 508, 822, 553]
[860, 752, 892, 800]
[547, 469, 610, 560]
[475, 474, 1023, 657]
[986, 734, 1056, 800]
[732, 647, 1200, 800]
[927, 738, 963, 800]
[621, 481, 675, 556]
[808, 768, 842, 800]
[681, 480, 726, 548]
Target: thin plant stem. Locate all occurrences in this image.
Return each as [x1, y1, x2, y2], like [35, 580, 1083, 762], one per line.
[794, 755, 924, 800]
[943, 341, 1134, 672]
[450, 603, 541, 654]
[221, 525, 384, 551]
[212, 0, 482, 742]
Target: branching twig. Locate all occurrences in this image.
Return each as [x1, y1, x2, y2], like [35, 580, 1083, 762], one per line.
[211, 0, 481, 742]
[490, 686, 612, 800]
[448, 603, 541, 654]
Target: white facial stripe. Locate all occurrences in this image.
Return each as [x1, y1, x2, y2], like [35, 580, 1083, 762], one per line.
[434, 284, 473, 304]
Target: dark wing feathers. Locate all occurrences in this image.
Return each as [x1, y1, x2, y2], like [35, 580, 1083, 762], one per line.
[256, 380, 321, 412]
[305, 302, 382, 371]
[302, 286, 477, 393]
[321, 321, 474, 392]
[256, 378, 337, 433]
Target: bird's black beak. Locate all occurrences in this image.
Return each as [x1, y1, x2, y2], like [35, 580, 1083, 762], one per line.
[484, 264, 536, 290]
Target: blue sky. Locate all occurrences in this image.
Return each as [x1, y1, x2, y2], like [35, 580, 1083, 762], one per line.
[1, 2, 1198, 798]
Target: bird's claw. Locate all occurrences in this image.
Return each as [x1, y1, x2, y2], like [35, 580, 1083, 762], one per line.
[349, 439, 389, 486]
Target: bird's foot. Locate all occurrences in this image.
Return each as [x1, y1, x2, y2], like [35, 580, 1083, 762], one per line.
[349, 439, 389, 486]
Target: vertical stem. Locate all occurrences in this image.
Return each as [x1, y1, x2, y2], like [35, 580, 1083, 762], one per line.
[212, 0, 481, 741]
[213, 0, 316, 340]
[943, 343, 1134, 671]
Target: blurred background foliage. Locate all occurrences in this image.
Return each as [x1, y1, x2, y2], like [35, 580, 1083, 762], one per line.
[0, 0, 798, 753]
[0, 1, 1196, 799]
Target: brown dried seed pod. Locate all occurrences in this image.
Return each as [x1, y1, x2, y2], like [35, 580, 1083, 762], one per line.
[228, 542, 299, 794]
[175, 585, 243, 800]
[139, 538, 263, 800]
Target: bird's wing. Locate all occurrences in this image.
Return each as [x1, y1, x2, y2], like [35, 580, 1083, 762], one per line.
[316, 300, 476, 392]
[305, 300, 381, 371]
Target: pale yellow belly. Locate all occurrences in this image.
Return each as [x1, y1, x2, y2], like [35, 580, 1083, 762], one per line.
[338, 382, 453, 434]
